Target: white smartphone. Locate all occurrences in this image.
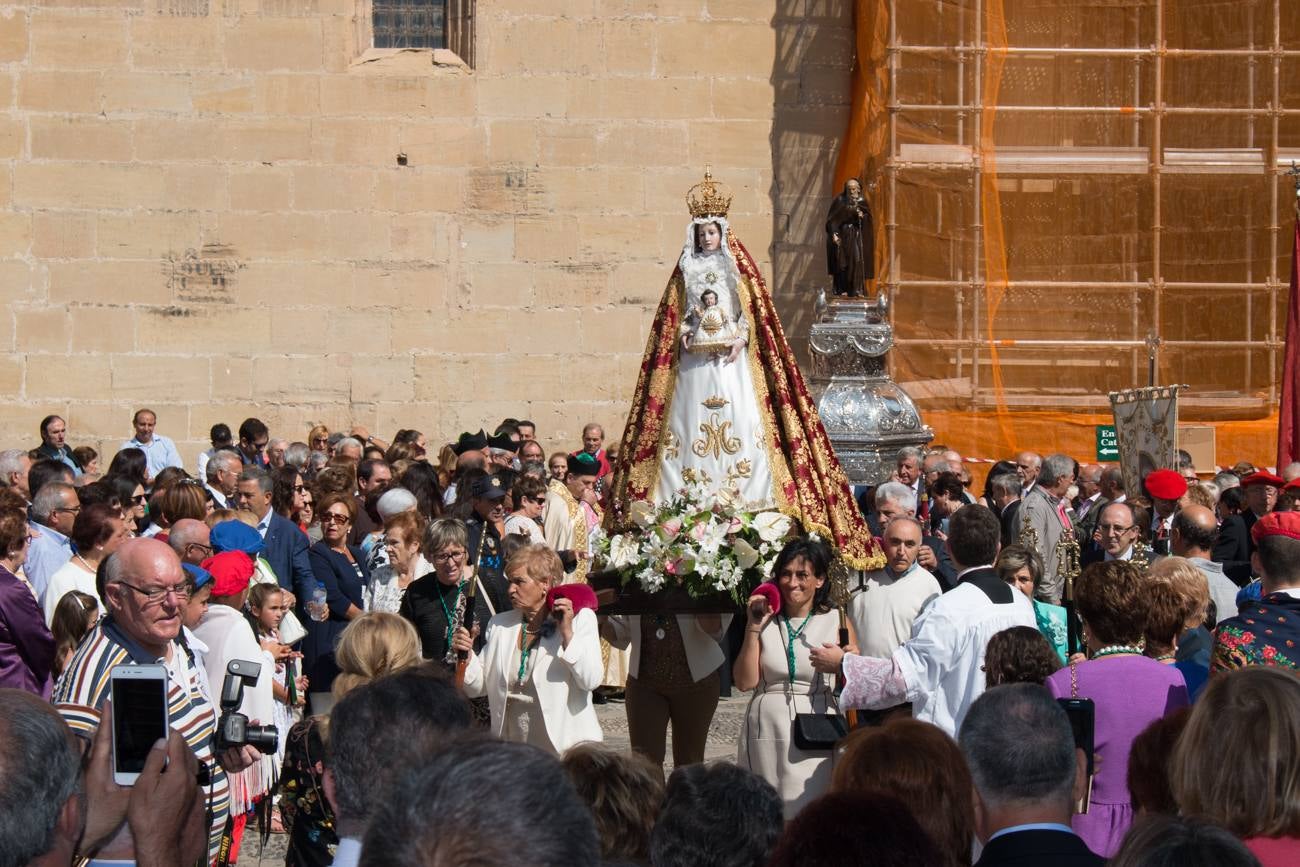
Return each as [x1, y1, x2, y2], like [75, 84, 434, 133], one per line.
[110, 663, 170, 786]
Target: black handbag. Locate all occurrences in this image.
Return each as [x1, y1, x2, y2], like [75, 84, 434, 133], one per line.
[792, 712, 849, 751]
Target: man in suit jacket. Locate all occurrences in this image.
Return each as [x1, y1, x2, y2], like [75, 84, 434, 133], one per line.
[958, 684, 1104, 867]
[237, 467, 313, 598]
[1016, 453, 1077, 604]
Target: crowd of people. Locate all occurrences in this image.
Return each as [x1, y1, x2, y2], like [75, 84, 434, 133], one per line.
[0, 411, 1297, 866]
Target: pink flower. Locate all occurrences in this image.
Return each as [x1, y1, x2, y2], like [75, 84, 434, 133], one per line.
[660, 517, 683, 537]
[727, 516, 743, 534]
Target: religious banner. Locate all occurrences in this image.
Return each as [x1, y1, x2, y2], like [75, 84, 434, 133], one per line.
[1109, 386, 1184, 497]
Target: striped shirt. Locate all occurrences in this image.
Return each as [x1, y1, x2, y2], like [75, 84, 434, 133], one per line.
[53, 619, 229, 861]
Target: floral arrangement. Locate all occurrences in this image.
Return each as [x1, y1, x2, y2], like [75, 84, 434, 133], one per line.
[592, 474, 795, 604]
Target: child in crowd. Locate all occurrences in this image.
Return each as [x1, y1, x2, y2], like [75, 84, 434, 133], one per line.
[50, 591, 98, 681]
[247, 583, 307, 763]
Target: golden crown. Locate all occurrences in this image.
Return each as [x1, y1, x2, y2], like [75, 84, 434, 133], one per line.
[686, 167, 733, 219]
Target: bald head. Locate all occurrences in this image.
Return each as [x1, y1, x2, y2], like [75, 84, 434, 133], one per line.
[1016, 451, 1042, 486]
[168, 519, 211, 566]
[1171, 505, 1218, 556]
[104, 538, 184, 655]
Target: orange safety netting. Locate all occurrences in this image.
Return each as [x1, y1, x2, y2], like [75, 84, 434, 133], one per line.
[835, 0, 1300, 468]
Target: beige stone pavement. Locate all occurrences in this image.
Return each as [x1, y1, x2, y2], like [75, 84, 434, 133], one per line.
[247, 692, 751, 865]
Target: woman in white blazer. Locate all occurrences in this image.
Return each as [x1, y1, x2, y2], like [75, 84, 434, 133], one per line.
[454, 543, 603, 755]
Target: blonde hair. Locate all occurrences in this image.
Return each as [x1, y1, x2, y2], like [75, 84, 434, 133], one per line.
[1171, 667, 1300, 837]
[1144, 556, 1210, 654]
[1183, 483, 1217, 510]
[330, 612, 422, 701]
[206, 508, 240, 528]
[507, 543, 563, 587]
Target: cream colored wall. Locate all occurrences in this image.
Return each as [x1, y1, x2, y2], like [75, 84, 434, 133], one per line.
[0, 0, 851, 464]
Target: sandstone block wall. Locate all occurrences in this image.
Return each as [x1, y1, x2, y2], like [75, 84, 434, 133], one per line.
[0, 0, 852, 464]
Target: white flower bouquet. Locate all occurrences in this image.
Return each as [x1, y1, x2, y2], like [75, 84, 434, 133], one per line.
[593, 475, 795, 604]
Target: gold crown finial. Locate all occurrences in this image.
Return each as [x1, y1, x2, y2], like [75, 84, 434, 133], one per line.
[686, 166, 733, 219]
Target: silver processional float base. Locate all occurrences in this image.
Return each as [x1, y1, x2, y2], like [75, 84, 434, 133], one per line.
[807, 291, 933, 487]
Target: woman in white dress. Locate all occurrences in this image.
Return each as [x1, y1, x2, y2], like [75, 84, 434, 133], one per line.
[41, 504, 129, 625]
[454, 543, 603, 755]
[734, 537, 841, 818]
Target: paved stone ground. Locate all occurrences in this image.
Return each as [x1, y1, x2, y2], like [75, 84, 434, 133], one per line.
[246, 692, 751, 866]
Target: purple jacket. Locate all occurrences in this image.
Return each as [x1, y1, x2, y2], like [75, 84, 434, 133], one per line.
[0, 565, 56, 696]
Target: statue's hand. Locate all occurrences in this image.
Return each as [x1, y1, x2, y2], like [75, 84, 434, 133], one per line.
[724, 340, 745, 365]
[680, 333, 692, 351]
[831, 233, 840, 244]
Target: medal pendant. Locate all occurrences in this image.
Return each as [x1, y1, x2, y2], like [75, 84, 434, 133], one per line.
[655, 628, 666, 640]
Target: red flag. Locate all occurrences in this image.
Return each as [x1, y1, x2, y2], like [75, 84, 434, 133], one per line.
[1277, 212, 1300, 468]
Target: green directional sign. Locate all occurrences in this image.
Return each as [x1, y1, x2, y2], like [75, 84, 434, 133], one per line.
[1096, 425, 1119, 461]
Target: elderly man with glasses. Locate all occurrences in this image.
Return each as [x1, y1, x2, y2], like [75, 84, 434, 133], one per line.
[1082, 501, 1144, 569]
[26, 481, 80, 604]
[52, 537, 258, 863]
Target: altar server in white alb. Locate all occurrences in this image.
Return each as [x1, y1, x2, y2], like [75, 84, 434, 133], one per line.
[812, 505, 1035, 737]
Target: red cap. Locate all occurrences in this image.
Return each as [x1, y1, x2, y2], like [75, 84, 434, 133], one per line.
[1284, 477, 1300, 492]
[752, 581, 782, 616]
[1242, 471, 1284, 488]
[1144, 469, 1188, 501]
[1250, 510, 1300, 543]
[201, 551, 254, 596]
[546, 583, 599, 613]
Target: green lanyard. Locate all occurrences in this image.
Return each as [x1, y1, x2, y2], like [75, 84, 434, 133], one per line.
[438, 581, 465, 655]
[517, 630, 540, 685]
[782, 612, 814, 684]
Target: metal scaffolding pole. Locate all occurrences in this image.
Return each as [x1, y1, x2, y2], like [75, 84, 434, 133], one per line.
[878, 0, 1286, 413]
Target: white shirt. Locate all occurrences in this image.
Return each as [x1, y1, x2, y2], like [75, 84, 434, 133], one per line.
[893, 569, 1036, 736]
[1104, 545, 1134, 562]
[333, 837, 363, 867]
[205, 483, 228, 510]
[503, 513, 545, 544]
[41, 558, 101, 626]
[848, 562, 941, 659]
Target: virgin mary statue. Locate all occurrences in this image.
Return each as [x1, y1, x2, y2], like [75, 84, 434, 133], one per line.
[607, 171, 883, 570]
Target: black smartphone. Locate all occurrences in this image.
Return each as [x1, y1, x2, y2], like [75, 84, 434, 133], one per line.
[1057, 697, 1095, 814]
[110, 664, 170, 785]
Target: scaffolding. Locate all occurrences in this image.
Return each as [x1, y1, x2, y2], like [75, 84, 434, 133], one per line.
[845, 0, 1300, 439]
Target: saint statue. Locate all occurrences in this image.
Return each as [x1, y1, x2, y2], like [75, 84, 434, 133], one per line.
[606, 170, 883, 570]
[825, 178, 874, 298]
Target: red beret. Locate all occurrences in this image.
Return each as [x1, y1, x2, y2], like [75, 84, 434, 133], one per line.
[1285, 477, 1300, 492]
[1250, 510, 1300, 543]
[201, 551, 255, 596]
[1144, 469, 1188, 501]
[1242, 471, 1284, 489]
[752, 581, 782, 616]
[546, 583, 599, 613]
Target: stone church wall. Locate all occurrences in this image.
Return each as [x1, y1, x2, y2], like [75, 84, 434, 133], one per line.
[0, 0, 851, 461]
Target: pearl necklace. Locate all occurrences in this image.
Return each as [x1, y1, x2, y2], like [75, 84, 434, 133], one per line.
[1091, 643, 1143, 659]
